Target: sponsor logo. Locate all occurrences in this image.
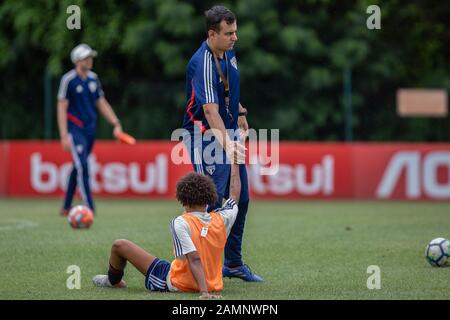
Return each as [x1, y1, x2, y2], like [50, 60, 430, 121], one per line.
[30, 153, 168, 194]
[248, 155, 334, 196]
[376, 151, 450, 199]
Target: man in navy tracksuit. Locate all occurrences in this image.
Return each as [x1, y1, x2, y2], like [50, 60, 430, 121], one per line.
[181, 6, 263, 282]
[57, 44, 123, 216]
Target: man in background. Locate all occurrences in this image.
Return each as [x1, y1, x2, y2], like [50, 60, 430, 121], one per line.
[57, 43, 123, 216]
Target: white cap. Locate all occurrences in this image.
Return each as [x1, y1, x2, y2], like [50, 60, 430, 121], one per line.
[70, 44, 98, 63]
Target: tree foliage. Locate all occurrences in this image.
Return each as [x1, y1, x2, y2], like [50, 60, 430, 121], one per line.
[1, 0, 449, 141]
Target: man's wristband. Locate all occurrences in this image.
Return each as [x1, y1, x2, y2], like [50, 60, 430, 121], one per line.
[238, 110, 247, 117]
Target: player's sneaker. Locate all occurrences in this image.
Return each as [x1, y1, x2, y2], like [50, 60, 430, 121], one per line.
[59, 208, 69, 217]
[92, 275, 127, 288]
[222, 264, 264, 282]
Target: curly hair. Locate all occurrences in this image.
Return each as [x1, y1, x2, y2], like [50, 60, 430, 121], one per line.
[176, 172, 218, 207]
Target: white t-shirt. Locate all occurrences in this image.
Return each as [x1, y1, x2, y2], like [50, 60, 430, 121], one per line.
[166, 198, 238, 291]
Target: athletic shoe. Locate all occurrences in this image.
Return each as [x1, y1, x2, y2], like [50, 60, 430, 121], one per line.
[222, 264, 264, 282]
[92, 275, 127, 288]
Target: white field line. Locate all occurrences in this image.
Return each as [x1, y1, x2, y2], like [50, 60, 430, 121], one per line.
[0, 220, 40, 231]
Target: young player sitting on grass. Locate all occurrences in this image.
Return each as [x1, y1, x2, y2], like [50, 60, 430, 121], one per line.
[92, 163, 241, 299]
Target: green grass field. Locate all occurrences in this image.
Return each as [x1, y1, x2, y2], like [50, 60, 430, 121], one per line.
[0, 199, 450, 300]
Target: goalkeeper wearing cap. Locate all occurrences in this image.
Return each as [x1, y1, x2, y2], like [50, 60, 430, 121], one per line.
[57, 44, 124, 216]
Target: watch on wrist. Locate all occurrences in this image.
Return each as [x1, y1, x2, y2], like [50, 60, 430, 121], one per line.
[238, 110, 247, 117]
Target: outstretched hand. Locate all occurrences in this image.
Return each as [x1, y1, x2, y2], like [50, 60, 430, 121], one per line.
[237, 115, 249, 141]
[113, 123, 123, 138]
[226, 140, 246, 164]
[60, 135, 71, 151]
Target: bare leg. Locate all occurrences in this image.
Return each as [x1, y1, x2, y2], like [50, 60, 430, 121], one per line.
[109, 239, 156, 275]
[93, 239, 157, 288]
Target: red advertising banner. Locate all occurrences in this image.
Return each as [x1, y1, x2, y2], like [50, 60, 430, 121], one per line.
[247, 143, 353, 199]
[353, 144, 450, 200]
[0, 143, 9, 196]
[4, 141, 191, 199]
[0, 141, 449, 201]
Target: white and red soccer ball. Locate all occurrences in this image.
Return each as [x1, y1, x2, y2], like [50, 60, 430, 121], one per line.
[67, 205, 94, 229]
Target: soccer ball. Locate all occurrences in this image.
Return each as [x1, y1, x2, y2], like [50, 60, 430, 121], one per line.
[68, 205, 94, 229]
[425, 237, 449, 267]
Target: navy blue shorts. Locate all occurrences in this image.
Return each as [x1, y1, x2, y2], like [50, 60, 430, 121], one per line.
[188, 143, 250, 205]
[144, 258, 171, 292]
